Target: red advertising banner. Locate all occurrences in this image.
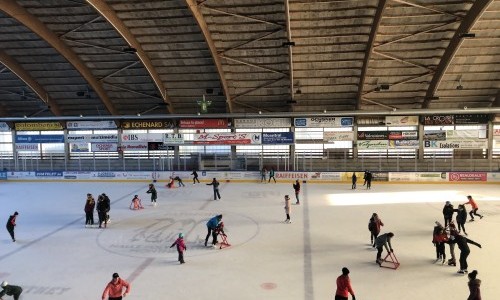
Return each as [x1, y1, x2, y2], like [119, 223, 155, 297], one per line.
[449, 172, 487, 182]
[179, 119, 228, 128]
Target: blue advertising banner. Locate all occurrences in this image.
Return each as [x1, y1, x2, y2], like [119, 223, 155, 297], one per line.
[0, 172, 7, 180]
[15, 135, 65, 143]
[262, 132, 294, 144]
[35, 171, 63, 177]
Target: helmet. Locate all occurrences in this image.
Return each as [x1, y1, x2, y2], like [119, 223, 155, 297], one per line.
[1, 281, 7, 287]
[179, 233, 184, 238]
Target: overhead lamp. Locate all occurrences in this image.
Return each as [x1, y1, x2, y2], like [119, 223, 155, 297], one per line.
[258, 110, 262, 115]
[76, 91, 85, 97]
[123, 46, 137, 53]
[456, 78, 464, 90]
[426, 96, 440, 101]
[379, 84, 390, 90]
[205, 88, 214, 94]
[286, 100, 297, 104]
[282, 41, 296, 47]
[459, 33, 475, 38]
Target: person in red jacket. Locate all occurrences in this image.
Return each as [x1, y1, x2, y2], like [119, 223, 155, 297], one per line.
[464, 195, 483, 221]
[368, 213, 384, 247]
[102, 273, 130, 300]
[170, 233, 187, 264]
[335, 267, 355, 300]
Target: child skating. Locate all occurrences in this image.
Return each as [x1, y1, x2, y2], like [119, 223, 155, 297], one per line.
[147, 183, 157, 206]
[170, 233, 187, 264]
[129, 195, 144, 210]
[284, 195, 291, 223]
[464, 195, 483, 221]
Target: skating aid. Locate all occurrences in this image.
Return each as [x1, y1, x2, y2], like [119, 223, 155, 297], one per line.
[379, 252, 400, 270]
[217, 231, 231, 249]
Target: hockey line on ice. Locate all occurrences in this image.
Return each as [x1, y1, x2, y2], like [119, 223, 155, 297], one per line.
[126, 257, 155, 283]
[0, 185, 146, 263]
[302, 182, 315, 300]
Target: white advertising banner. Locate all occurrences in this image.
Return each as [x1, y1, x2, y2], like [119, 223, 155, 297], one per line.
[67, 134, 118, 143]
[323, 131, 354, 142]
[121, 133, 163, 143]
[91, 143, 118, 152]
[388, 140, 419, 149]
[234, 118, 291, 128]
[385, 116, 419, 126]
[424, 140, 488, 149]
[121, 142, 148, 151]
[446, 130, 481, 139]
[163, 133, 184, 144]
[193, 133, 262, 145]
[294, 117, 354, 127]
[15, 144, 38, 151]
[70, 143, 89, 152]
[389, 172, 447, 182]
[66, 120, 117, 130]
[357, 140, 389, 149]
[0, 122, 10, 131]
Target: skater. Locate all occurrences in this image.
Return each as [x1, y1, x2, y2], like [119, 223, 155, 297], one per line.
[96, 195, 109, 228]
[174, 176, 185, 187]
[268, 167, 276, 183]
[363, 170, 368, 186]
[102, 273, 130, 300]
[102, 193, 111, 223]
[129, 195, 144, 210]
[446, 221, 459, 266]
[467, 270, 481, 300]
[351, 172, 357, 189]
[368, 213, 384, 247]
[442, 201, 454, 227]
[335, 267, 356, 300]
[166, 176, 175, 188]
[284, 195, 291, 223]
[191, 169, 200, 184]
[0, 281, 22, 300]
[455, 204, 468, 235]
[206, 178, 221, 200]
[170, 233, 187, 264]
[204, 214, 222, 247]
[146, 183, 157, 205]
[449, 234, 481, 274]
[6, 211, 18, 242]
[84, 193, 95, 227]
[374, 232, 394, 265]
[464, 195, 483, 221]
[292, 179, 301, 204]
[432, 222, 448, 264]
[365, 171, 373, 189]
[261, 167, 267, 183]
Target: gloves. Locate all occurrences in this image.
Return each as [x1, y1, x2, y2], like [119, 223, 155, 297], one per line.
[390, 248, 394, 252]
[478, 244, 482, 248]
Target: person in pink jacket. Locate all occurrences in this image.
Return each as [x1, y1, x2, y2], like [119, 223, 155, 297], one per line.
[170, 233, 187, 264]
[102, 273, 130, 300]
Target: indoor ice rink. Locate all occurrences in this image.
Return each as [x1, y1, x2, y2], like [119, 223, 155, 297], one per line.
[1, 180, 499, 300]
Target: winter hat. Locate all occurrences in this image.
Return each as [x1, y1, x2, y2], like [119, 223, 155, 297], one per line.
[341, 267, 350, 275]
[1, 281, 7, 287]
[445, 201, 450, 205]
[14, 211, 18, 216]
[112, 273, 119, 278]
[179, 233, 184, 238]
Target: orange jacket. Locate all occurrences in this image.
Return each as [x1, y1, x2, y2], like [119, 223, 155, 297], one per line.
[102, 278, 130, 299]
[465, 198, 478, 209]
[336, 275, 355, 297]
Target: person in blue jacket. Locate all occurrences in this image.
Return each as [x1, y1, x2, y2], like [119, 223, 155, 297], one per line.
[204, 214, 222, 247]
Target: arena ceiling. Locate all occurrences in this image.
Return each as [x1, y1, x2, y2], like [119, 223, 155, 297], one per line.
[0, 0, 498, 119]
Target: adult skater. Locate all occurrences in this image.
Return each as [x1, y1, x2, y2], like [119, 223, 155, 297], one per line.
[449, 234, 481, 274]
[351, 172, 357, 189]
[84, 193, 95, 227]
[102, 193, 111, 223]
[174, 176, 185, 187]
[284, 195, 291, 223]
[191, 169, 200, 184]
[261, 167, 267, 183]
[374, 232, 394, 265]
[432, 222, 448, 264]
[335, 267, 356, 300]
[368, 213, 384, 247]
[446, 221, 459, 266]
[102, 273, 130, 300]
[292, 179, 301, 204]
[363, 170, 368, 186]
[170, 233, 187, 264]
[0, 281, 22, 300]
[467, 270, 481, 300]
[146, 183, 157, 206]
[365, 171, 373, 189]
[442, 201, 454, 227]
[268, 167, 276, 183]
[464, 195, 483, 221]
[455, 204, 468, 235]
[6, 211, 18, 242]
[206, 178, 221, 200]
[96, 195, 108, 228]
[204, 214, 222, 247]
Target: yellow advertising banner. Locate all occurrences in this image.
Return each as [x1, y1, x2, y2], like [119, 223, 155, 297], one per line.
[15, 122, 63, 131]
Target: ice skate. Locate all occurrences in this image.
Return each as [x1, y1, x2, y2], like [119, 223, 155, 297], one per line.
[480, 215, 483, 219]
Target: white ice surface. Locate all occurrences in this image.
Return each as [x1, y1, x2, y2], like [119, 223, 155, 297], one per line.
[0, 181, 499, 299]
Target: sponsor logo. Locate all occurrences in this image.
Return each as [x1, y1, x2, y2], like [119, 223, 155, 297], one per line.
[35, 171, 63, 177]
[294, 118, 307, 127]
[97, 172, 116, 178]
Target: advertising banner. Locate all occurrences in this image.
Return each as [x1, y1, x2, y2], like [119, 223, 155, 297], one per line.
[422, 115, 454, 125]
[163, 133, 184, 144]
[487, 173, 500, 182]
[121, 120, 175, 129]
[147, 142, 174, 151]
[193, 133, 261, 145]
[424, 140, 488, 149]
[262, 132, 294, 144]
[179, 119, 228, 129]
[0, 122, 10, 131]
[323, 131, 354, 142]
[388, 131, 418, 140]
[357, 131, 388, 140]
[424, 131, 446, 141]
[454, 114, 489, 124]
[67, 134, 118, 143]
[449, 172, 487, 182]
[121, 142, 148, 151]
[70, 143, 89, 152]
[388, 140, 419, 149]
[63, 171, 92, 180]
[389, 172, 447, 182]
[0, 171, 6, 180]
[294, 117, 353, 127]
[275, 172, 309, 180]
[121, 133, 163, 143]
[385, 116, 419, 126]
[357, 140, 389, 149]
[15, 122, 63, 131]
[234, 118, 291, 128]
[66, 120, 117, 130]
[445, 130, 482, 139]
[372, 172, 389, 182]
[91, 143, 118, 152]
[15, 144, 38, 151]
[35, 171, 63, 178]
[15, 135, 64, 143]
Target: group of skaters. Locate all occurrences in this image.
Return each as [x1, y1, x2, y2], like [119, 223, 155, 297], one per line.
[84, 193, 111, 228]
[351, 170, 373, 190]
[260, 167, 277, 183]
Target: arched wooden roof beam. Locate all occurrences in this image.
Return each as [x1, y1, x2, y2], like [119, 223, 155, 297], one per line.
[0, 50, 62, 116]
[186, 0, 233, 113]
[86, 0, 174, 113]
[0, 0, 118, 115]
[423, 0, 494, 108]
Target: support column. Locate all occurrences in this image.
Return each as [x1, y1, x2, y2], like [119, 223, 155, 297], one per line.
[487, 121, 493, 160]
[418, 123, 424, 159]
[352, 124, 358, 159]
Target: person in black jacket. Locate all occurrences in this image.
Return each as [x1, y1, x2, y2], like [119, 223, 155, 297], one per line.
[448, 234, 482, 274]
[365, 171, 373, 190]
[442, 201, 454, 227]
[96, 195, 108, 228]
[147, 183, 157, 206]
[351, 172, 357, 189]
[0, 281, 23, 300]
[455, 204, 468, 235]
[207, 178, 221, 200]
[6, 212, 18, 242]
[292, 180, 301, 204]
[191, 169, 200, 184]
